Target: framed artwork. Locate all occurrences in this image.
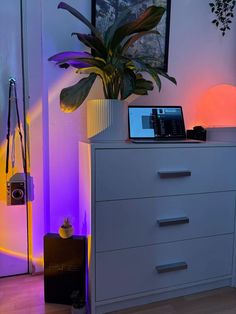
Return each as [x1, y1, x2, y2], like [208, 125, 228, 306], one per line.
[91, 0, 171, 71]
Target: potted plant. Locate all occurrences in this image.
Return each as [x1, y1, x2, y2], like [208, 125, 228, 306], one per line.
[49, 2, 176, 141]
[71, 290, 86, 314]
[58, 217, 74, 239]
[209, 0, 235, 36]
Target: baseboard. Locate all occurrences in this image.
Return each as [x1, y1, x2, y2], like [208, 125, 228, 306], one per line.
[95, 276, 232, 314]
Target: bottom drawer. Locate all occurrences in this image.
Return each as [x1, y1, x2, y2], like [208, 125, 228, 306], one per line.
[96, 234, 233, 301]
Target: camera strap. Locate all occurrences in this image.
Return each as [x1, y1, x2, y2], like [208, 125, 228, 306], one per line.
[5, 78, 26, 175]
[11, 133, 16, 169]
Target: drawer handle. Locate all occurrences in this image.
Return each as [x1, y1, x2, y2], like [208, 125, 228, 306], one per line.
[158, 170, 191, 178]
[156, 262, 188, 274]
[157, 217, 189, 227]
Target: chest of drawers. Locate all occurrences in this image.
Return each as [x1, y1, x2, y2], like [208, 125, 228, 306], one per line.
[79, 142, 236, 314]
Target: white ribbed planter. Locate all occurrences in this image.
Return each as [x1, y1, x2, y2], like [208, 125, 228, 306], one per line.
[87, 99, 128, 142]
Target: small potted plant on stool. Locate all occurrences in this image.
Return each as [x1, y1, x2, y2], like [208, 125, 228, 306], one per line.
[58, 217, 74, 239]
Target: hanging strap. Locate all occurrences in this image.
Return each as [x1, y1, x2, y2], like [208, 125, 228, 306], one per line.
[11, 132, 16, 170]
[5, 78, 26, 174]
[5, 79, 13, 174]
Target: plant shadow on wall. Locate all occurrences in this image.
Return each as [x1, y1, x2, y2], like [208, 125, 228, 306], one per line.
[209, 0, 235, 36]
[48, 1, 176, 113]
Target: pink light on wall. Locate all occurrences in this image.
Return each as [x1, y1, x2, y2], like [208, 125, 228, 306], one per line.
[195, 84, 236, 127]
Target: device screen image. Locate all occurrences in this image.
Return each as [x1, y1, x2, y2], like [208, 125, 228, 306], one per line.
[128, 106, 186, 139]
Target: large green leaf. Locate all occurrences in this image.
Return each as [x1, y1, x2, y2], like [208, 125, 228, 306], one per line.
[133, 57, 177, 86]
[72, 33, 107, 59]
[121, 31, 160, 54]
[110, 6, 165, 50]
[48, 51, 93, 69]
[146, 67, 162, 91]
[56, 57, 106, 69]
[133, 77, 154, 95]
[156, 68, 177, 85]
[133, 89, 148, 95]
[75, 59, 119, 78]
[60, 73, 97, 112]
[135, 78, 154, 91]
[120, 69, 136, 100]
[132, 59, 161, 90]
[58, 2, 102, 40]
[76, 66, 106, 79]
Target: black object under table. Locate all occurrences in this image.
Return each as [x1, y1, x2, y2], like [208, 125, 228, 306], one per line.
[44, 233, 86, 305]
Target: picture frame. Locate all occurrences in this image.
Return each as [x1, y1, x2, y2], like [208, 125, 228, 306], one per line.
[91, 0, 171, 71]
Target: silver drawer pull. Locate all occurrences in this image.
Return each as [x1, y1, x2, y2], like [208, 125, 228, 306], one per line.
[156, 262, 188, 274]
[158, 170, 191, 178]
[157, 217, 189, 227]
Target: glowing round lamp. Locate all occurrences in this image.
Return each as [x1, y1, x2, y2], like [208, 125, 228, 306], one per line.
[196, 84, 236, 127]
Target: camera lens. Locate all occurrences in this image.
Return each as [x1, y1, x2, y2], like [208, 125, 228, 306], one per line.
[12, 188, 24, 200]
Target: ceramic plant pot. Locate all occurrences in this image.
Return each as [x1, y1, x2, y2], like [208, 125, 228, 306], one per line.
[58, 225, 74, 239]
[87, 99, 128, 142]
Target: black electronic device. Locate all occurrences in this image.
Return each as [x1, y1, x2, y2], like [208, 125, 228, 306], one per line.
[44, 233, 87, 305]
[128, 106, 186, 140]
[6, 172, 34, 206]
[187, 126, 207, 141]
[7, 180, 25, 206]
[5, 79, 35, 206]
[128, 106, 202, 143]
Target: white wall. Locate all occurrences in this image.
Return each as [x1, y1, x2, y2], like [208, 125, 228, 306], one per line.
[27, 0, 236, 268]
[0, 0, 28, 277]
[133, 0, 236, 128]
[42, 0, 94, 234]
[23, 0, 45, 272]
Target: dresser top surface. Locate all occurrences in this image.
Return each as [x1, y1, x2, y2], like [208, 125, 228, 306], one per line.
[80, 140, 236, 150]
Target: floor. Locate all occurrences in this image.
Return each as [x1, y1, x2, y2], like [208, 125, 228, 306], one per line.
[0, 274, 70, 314]
[1, 275, 236, 314]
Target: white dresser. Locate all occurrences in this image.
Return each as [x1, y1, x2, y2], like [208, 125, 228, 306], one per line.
[78, 141, 236, 314]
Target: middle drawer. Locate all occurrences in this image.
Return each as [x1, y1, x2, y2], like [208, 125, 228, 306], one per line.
[96, 192, 235, 252]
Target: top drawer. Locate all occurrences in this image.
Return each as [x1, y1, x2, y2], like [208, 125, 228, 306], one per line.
[95, 147, 236, 201]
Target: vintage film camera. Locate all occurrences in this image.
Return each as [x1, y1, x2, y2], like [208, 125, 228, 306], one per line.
[7, 173, 34, 206]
